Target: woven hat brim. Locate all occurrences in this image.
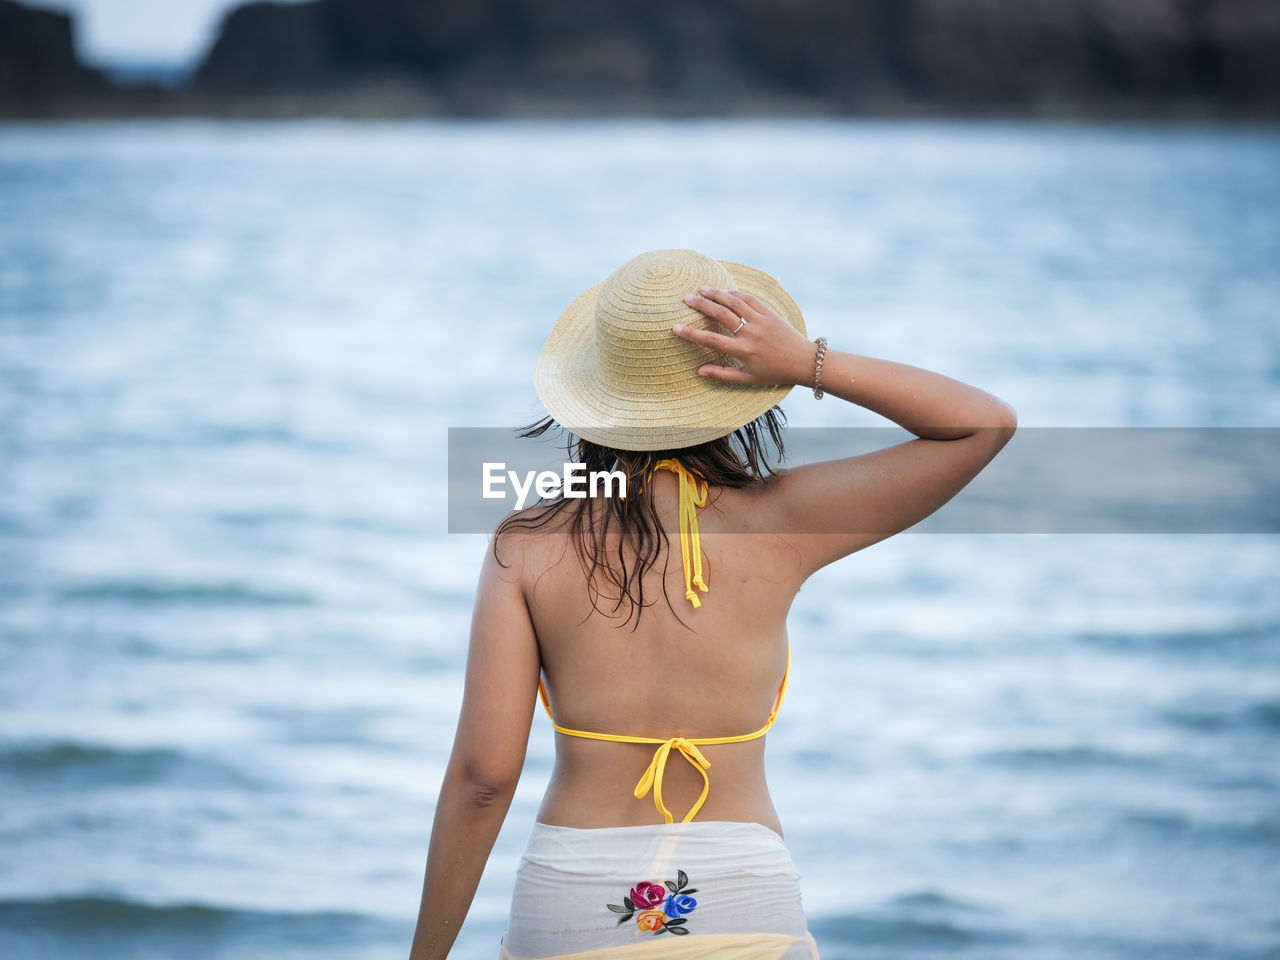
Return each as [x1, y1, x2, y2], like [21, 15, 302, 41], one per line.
[535, 259, 806, 452]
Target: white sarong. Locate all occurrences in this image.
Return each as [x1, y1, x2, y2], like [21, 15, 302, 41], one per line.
[499, 820, 820, 959]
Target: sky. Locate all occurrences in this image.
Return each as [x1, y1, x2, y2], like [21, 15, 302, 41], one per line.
[55, 0, 306, 66]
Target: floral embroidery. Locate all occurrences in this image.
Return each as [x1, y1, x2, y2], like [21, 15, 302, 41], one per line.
[606, 869, 699, 936]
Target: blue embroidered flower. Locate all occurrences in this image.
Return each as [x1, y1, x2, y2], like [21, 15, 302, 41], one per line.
[664, 893, 697, 917]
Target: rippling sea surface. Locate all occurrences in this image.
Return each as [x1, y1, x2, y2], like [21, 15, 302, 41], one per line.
[1, 119, 1278, 960]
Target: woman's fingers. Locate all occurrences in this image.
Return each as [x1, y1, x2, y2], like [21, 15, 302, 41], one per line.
[673, 324, 762, 383]
[675, 286, 793, 386]
[729, 290, 770, 317]
[682, 292, 741, 331]
[697, 363, 755, 384]
[671, 320, 737, 355]
[699, 287, 757, 323]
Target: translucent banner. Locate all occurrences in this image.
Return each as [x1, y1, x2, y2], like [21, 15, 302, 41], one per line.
[448, 428, 1280, 534]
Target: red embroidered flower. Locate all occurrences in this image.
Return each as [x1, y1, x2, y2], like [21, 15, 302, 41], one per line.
[629, 881, 666, 910]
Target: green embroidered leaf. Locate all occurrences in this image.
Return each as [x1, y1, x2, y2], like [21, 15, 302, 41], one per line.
[670, 926, 690, 935]
[664, 880, 678, 893]
[677, 869, 688, 890]
[682, 888, 698, 895]
[666, 918, 688, 927]
[606, 903, 629, 914]
[623, 897, 634, 911]
[653, 926, 669, 936]
[616, 914, 632, 926]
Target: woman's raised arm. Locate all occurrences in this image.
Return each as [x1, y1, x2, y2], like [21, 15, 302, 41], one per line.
[675, 287, 1016, 578]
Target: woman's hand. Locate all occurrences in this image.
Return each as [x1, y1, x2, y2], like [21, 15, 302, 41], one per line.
[673, 286, 816, 388]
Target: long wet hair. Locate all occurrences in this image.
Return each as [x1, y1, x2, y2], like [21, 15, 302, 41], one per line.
[493, 409, 788, 628]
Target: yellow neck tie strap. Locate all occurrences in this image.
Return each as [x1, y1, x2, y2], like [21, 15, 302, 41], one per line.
[537, 647, 792, 823]
[650, 459, 709, 609]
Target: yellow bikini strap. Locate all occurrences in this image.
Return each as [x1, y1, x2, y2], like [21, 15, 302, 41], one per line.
[651, 459, 709, 609]
[535, 647, 792, 824]
[766, 645, 792, 727]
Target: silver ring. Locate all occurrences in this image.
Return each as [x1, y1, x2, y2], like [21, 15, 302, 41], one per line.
[732, 316, 748, 335]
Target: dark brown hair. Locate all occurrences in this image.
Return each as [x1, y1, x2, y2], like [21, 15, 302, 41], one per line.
[493, 409, 788, 628]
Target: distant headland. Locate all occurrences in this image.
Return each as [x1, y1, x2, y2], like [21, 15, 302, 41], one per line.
[3, 0, 1278, 120]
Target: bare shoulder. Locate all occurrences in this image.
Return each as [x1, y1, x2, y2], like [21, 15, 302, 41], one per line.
[488, 502, 576, 592]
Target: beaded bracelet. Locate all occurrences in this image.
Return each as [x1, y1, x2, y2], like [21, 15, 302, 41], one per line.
[812, 337, 828, 400]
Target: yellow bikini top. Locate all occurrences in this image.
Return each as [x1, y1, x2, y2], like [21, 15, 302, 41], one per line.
[537, 458, 792, 824]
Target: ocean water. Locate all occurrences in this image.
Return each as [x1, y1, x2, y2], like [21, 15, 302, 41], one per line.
[0, 119, 1278, 960]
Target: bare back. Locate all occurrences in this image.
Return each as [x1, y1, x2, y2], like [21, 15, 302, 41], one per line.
[506, 471, 804, 835]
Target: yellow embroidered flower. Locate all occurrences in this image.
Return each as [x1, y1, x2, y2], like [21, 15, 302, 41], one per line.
[635, 910, 665, 933]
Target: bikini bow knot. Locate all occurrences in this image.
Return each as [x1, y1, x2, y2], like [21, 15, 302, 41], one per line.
[632, 736, 713, 824]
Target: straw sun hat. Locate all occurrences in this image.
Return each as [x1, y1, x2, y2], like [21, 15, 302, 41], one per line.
[535, 249, 806, 451]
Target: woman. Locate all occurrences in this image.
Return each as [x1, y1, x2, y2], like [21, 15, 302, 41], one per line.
[409, 249, 1016, 959]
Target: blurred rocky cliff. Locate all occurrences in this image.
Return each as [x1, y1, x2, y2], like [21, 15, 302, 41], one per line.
[0, 0, 109, 115]
[4, 0, 1279, 118]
